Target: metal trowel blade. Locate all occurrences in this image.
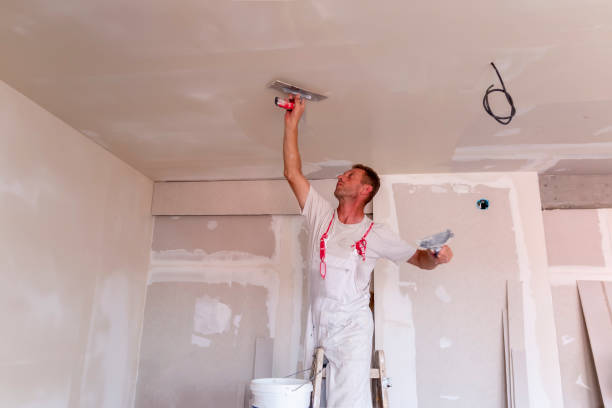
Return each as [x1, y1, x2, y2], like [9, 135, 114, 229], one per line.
[418, 229, 455, 251]
[268, 80, 327, 102]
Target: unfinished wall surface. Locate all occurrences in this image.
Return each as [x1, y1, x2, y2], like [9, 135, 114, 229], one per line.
[0, 81, 154, 407]
[373, 173, 563, 407]
[136, 214, 309, 408]
[544, 209, 612, 407]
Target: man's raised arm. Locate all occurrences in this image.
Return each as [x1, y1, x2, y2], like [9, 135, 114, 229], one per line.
[283, 95, 310, 210]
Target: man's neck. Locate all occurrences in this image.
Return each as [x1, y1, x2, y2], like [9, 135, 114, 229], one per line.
[336, 200, 366, 224]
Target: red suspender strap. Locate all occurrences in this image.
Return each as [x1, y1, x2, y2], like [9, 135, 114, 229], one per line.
[319, 212, 335, 279]
[353, 222, 374, 261]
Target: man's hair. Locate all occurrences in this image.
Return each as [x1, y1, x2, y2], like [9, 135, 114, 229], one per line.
[352, 164, 380, 204]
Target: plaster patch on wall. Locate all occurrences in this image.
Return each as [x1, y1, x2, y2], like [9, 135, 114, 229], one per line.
[439, 337, 453, 349]
[149, 216, 287, 339]
[440, 395, 460, 400]
[398, 281, 418, 291]
[451, 184, 471, 194]
[517, 105, 536, 116]
[191, 334, 212, 347]
[0, 179, 48, 209]
[494, 128, 521, 138]
[575, 375, 592, 390]
[453, 142, 612, 174]
[431, 185, 447, 193]
[80, 274, 130, 408]
[207, 220, 218, 230]
[233, 314, 242, 336]
[561, 335, 575, 346]
[593, 125, 612, 136]
[193, 295, 232, 335]
[434, 285, 451, 303]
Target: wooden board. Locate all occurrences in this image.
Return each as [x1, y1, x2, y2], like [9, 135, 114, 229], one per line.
[311, 347, 325, 408]
[577, 281, 612, 407]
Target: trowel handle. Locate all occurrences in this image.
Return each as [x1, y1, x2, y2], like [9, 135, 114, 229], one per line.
[275, 97, 294, 111]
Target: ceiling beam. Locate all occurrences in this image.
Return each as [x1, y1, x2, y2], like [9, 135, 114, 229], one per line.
[539, 175, 612, 210]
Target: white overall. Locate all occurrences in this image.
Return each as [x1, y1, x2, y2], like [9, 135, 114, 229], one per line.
[311, 212, 375, 408]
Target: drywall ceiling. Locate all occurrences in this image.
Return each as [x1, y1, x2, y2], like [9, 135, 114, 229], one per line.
[2, 0, 612, 181]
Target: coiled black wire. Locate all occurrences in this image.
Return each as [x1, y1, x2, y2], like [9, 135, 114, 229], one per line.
[483, 62, 516, 125]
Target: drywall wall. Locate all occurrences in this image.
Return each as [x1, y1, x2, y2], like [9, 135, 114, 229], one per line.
[152, 179, 372, 215]
[135, 214, 309, 408]
[0, 81, 154, 407]
[544, 209, 612, 407]
[373, 172, 563, 407]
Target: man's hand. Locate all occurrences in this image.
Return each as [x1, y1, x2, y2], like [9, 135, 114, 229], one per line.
[284, 94, 306, 130]
[435, 245, 453, 265]
[408, 245, 453, 270]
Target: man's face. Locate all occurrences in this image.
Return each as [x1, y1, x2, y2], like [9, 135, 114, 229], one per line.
[334, 168, 370, 200]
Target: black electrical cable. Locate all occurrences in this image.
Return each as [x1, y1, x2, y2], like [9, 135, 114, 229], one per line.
[483, 62, 516, 125]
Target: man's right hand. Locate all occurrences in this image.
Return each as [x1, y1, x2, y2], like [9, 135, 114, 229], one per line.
[284, 94, 306, 129]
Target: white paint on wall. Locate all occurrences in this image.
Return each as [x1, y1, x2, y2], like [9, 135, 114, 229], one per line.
[191, 334, 212, 347]
[207, 220, 218, 230]
[561, 335, 575, 346]
[434, 285, 452, 303]
[193, 295, 232, 335]
[440, 395, 460, 400]
[439, 337, 453, 349]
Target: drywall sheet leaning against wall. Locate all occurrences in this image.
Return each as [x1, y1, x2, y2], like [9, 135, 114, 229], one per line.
[544, 209, 611, 407]
[577, 281, 612, 407]
[135, 215, 309, 408]
[373, 173, 563, 408]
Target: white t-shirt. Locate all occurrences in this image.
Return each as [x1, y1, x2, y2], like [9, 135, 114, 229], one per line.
[302, 185, 416, 308]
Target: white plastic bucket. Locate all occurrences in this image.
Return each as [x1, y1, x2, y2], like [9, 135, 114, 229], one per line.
[250, 378, 313, 408]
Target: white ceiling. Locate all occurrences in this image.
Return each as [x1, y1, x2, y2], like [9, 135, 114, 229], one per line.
[3, 0, 612, 181]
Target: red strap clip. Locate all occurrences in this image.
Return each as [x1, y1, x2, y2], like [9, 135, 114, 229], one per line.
[319, 213, 335, 279]
[352, 222, 374, 261]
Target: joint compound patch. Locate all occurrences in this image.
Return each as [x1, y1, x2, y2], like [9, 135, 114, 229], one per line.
[439, 337, 453, 349]
[193, 295, 232, 335]
[233, 314, 242, 336]
[561, 335, 575, 346]
[575, 375, 591, 390]
[191, 334, 212, 347]
[435, 286, 452, 303]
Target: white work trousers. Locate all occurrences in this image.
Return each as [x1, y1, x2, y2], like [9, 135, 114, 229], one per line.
[313, 299, 374, 408]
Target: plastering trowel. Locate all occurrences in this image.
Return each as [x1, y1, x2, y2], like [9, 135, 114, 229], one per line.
[269, 80, 327, 111]
[418, 229, 454, 256]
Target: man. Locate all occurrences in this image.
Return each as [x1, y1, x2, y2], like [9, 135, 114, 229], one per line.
[283, 95, 453, 407]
